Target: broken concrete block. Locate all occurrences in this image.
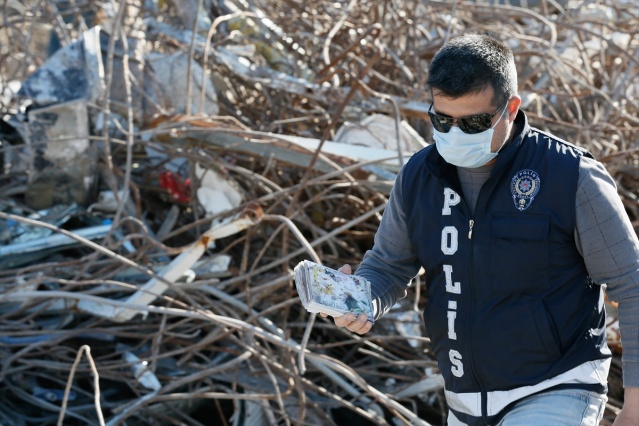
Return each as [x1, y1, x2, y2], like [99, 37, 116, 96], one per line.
[24, 100, 96, 209]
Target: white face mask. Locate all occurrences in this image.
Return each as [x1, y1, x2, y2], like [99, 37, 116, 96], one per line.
[434, 106, 507, 168]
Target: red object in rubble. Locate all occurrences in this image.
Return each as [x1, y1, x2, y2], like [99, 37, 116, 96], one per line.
[159, 171, 191, 203]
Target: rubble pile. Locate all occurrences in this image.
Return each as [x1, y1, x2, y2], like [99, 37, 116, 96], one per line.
[0, 0, 637, 424]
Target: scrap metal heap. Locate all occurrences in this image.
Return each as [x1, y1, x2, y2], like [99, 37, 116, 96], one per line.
[0, 0, 637, 424]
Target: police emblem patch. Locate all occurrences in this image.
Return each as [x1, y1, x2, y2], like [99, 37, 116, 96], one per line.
[511, 170, 540, 211]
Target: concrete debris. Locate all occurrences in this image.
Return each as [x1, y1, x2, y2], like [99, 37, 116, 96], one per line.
[18, 26, 105, 106]
[24, 100, 95, 209]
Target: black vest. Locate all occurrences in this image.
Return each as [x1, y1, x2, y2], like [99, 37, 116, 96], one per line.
[401, 112, 609, 423]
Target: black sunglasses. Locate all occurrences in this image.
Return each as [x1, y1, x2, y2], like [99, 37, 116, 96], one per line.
[428, 100, 509, 134]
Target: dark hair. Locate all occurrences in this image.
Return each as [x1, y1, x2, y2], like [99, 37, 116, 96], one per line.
[427, 34, 517, 107]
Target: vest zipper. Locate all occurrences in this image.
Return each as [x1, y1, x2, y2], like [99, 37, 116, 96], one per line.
[466, 215, 488, 423]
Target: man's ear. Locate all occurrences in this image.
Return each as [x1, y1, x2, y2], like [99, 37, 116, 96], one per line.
[507, 96, 522, 120]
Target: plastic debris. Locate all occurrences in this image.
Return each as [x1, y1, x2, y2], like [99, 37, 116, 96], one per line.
[122, 350, 162, 392]
[159, 171, 191, 204]
[195, 163, 242, 216]
[335, 113, 428, 153]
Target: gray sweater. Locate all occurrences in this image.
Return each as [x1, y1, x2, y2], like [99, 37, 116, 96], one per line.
[356, 155, 639, 387]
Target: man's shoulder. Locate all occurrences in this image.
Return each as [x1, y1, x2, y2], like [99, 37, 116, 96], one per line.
[407, 143, 436, 162]
[525, 126, 594, 160]
[400, 144, 437, 173]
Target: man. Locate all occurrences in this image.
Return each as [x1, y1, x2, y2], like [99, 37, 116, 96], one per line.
[323, 34, 639, 425]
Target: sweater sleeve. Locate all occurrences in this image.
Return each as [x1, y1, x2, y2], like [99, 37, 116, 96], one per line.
[575, 157, 639, 387]
[355, 167, 422, 320]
